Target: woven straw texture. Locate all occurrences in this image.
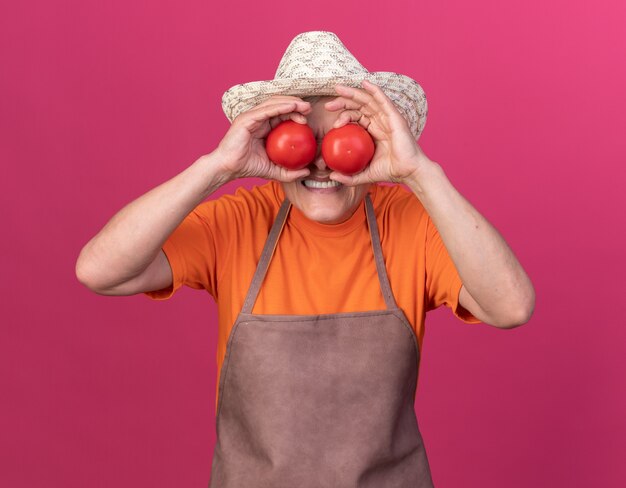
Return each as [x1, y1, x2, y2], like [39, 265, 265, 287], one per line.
[222, 31, 428, 140]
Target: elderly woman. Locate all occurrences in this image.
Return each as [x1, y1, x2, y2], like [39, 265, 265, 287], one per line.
[76, 31, 535, 487]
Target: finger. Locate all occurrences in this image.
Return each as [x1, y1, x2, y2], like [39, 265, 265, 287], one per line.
[329, 168, 375, 186]
[333, 84, 379, 114]
[271, 165, 311, 183]
[332, 110, 371, 130]
[289, 112, 309, 124]
[324, 96, 361, 112]
[361, 79, 394, 110]
[260, 95, 314, 108]
[336, 83, 403, 136]
[248, 101, 310, 124]
[268, 117, 282, 129]
[325, 96, 377, 119]
[326, 94, 377, 120]
[258, 97, 314, 119]
[360, 80, 406, 128]
[269, 112, 308, 129]
[257, 98, 312, 114]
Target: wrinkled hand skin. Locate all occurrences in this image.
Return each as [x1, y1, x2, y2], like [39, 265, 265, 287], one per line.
[215, 96, 314, 184]
[324, 80, 436, 186]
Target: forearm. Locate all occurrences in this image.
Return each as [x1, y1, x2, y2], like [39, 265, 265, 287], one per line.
[76, 151, 233, 290]
[405, 161, 535, 325]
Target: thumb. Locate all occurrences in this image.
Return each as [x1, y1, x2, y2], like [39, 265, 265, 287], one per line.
[329, 169, 374, 186]
[268, 164, 311, 183]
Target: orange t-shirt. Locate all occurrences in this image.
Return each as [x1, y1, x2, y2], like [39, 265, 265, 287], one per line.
[144, 180, 481, 410]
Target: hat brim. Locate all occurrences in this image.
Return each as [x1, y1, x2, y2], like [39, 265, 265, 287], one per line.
[222, 72, 428, 140]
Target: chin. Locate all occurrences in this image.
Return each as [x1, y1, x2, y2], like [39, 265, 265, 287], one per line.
[303, 207, 349, 224]
[281, 180, 369, 225]
[296, 191, 356, 224]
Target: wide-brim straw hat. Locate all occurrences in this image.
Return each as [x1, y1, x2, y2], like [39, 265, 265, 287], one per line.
[221, 31, 428, 141]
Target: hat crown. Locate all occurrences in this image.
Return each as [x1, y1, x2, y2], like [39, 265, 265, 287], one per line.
[222, 31, 428, 140]
[275, 31, 369, 79]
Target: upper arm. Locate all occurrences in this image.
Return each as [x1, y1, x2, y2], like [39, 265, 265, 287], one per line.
[89, 249, 173, 296]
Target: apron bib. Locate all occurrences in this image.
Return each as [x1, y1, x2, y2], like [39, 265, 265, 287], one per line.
[209, 193, 434, 487]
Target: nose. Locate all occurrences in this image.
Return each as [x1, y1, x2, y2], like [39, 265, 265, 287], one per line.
[310, 142, 328, 171]
[311, 156, 328, 171]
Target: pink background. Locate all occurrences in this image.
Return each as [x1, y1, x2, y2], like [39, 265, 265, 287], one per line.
[2, 0, 625, 486]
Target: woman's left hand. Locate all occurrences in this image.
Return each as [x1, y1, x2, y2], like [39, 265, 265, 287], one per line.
[324, 79, 436, 185]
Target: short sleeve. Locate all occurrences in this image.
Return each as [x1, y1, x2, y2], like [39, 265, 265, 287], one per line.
[143, 206, 218, 301]
[424, 214, 481, 324]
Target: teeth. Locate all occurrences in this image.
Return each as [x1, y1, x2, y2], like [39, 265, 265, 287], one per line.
[303, 180, 342, 189]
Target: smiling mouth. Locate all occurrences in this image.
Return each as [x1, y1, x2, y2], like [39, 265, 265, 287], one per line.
[301, 180, 342, 189]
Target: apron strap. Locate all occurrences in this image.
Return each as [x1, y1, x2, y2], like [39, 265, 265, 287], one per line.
[364, 192, 399, 310]
[241, 192, 398, 314]
[241, 198, 292, 314]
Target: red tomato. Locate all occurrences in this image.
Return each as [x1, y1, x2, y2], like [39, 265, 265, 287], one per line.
[265, 120, 316, 170]
[321, 123, 375, 175]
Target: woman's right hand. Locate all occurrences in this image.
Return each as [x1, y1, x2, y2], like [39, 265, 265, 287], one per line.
[214, 96, 313, 182]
